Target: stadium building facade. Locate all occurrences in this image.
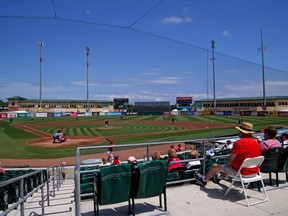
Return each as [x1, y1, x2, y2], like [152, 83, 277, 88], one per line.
[7, 96, 114, 113]
[194, 96, 288, 116]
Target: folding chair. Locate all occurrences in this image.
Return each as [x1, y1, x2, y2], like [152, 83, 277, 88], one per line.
[224, 156, 269, 207]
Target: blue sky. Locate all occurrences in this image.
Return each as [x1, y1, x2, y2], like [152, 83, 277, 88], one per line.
[1, 0, 288, 104]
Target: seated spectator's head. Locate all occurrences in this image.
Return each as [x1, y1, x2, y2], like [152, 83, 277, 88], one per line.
[128, 156, 137, 164]
[189, 150, 199, 159]
[170, 144, 175, 149]
[263, 126, 277, 139]
[151, 151, 161, 160]
[168, 148, 177, 158]
[114, 155, 119, 160]
[102, 157, 108, 164]
[281, 132, 288, 140]
[226, 140, 232, 145]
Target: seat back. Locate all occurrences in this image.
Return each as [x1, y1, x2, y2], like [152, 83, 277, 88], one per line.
[277, 147, 288, 171]
[240, 156, 264, 170]
[261, 147, 283, 173]
[134, 160, 167, 199]
[97, 164, 131, 205]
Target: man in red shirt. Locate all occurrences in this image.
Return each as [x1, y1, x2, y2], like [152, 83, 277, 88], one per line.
[194, 121, 261, 186]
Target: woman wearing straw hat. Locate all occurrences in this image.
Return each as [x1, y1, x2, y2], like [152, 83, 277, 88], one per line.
[194, 122, 261, 186]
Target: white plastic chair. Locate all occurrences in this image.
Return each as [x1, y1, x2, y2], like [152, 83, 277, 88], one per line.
[224, 156, 269, 207]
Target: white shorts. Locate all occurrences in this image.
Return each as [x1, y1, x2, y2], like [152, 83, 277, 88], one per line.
[221, 164, 237, 177]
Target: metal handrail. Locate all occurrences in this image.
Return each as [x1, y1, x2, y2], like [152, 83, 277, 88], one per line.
[0, 164, 65, 216]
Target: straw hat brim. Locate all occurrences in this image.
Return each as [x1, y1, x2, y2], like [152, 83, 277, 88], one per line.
[235, 126, 255, 134]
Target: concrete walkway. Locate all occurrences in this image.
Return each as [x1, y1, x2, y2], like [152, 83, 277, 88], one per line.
[8, 172, 288, 216]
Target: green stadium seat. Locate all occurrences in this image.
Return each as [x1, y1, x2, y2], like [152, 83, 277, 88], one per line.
[93, 164, 132, 216]
[131, 160, 168, 214]
[0, 187, 8, 211]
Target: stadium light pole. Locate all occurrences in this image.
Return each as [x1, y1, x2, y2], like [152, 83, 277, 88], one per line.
[38, 40, 44, 109]
[211, 40, 216, 112]
[258, 29, 267, 110]
[86, 46, 90, 112]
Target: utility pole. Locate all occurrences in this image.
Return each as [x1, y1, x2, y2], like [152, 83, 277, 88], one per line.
[211, 40, 216, 112]
[86, 46, 90, 112]
[38, 40, 44, 109]
[258, 29, 267, 111]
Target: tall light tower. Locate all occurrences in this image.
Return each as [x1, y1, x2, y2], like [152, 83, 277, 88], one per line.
[258, 29, 267, 111]
[86, 46, 90, 112]
[211, 40, 216, 112]
[38, 40, 44, 109]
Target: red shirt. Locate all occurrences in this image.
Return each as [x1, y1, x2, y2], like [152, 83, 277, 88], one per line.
[166, 158, 182, 172]
[231, 137, 261, 175]
[112, 159, 121, 165]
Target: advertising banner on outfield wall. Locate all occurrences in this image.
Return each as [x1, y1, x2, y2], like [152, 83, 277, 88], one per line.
[17, 113, 27, 118]
[107, 112, 121, 116]
[187, 111, 194, 115]
[268, 112, 278, 117]
[85, 112, 92, 116]
[0, 113, 7, 118]
[279, 112, 288, 117]
[36, 113, 47, 117]
[7, 113, 17, 118]
[47, 113, 54, 117]
[223, 111, 231, 116]
[70, 112, 77, 117]
[54, 112, 62, 117]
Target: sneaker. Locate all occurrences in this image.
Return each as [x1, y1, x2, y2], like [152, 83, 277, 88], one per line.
[194, 171, 207, 186]
[213, 172, 221, 184]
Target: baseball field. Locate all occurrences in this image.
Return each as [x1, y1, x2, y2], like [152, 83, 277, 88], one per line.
[0, 115, 287, 166]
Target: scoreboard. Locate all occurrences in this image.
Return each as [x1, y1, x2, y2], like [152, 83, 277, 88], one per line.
[176, 97, 192, 106]
[113, 98, 129, 109]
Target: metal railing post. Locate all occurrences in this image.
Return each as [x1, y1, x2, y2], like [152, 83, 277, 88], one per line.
[41, 172, 45, 215]
[75, 148, 81, 216]
[20, 178, 24, 216]
[47, 169, 50, 206]
[52, 167, 55, 197]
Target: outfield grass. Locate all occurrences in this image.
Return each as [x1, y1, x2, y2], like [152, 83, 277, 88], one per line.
[0, 115, 287, 159]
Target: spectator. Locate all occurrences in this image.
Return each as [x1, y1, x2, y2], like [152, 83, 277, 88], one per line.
[166, 148, 182, 172]
[111, 155, 121, 165]
[258, 126, 281, 153]
[223, 140, 233, 149]
[194, 121, 261, 186]
[186, 150, 201, 170]
[176, 143, 184, 152]
[128, 156, 137, 164]
[100, 157, 111, 167]
[151, 151, 161, 160]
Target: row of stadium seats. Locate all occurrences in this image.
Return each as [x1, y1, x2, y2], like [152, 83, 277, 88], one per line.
[0, 169, 47, 211]
[79, 148, 231, 197]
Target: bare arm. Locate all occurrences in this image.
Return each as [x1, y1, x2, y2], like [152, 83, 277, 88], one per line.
[226, 152, 237, 165]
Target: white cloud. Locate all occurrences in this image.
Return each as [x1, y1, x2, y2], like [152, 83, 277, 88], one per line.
[222, 30, 230, 37]
[85, 10, 91, 15]
[147, 77, 182, 84]
[160, 16, 192, 25]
